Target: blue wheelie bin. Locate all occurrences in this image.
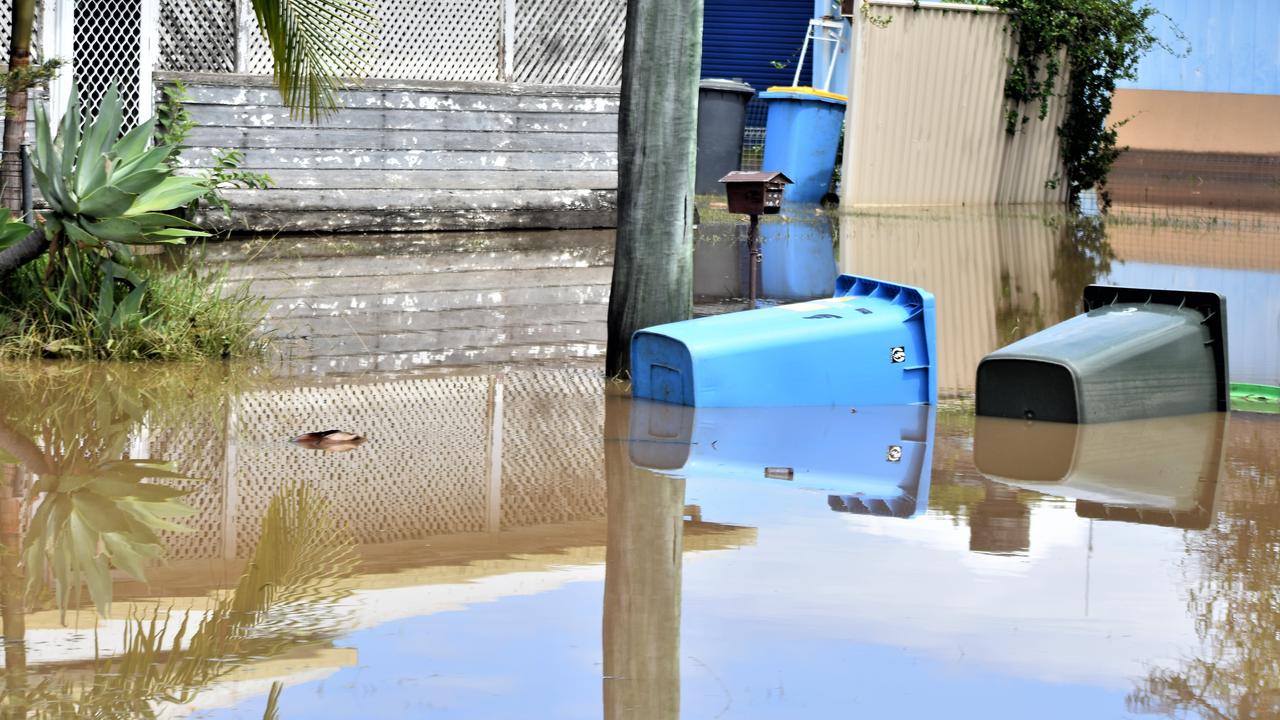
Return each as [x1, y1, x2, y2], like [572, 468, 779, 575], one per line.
[760, 86, 847, 204]
[631, 274, 936, 408]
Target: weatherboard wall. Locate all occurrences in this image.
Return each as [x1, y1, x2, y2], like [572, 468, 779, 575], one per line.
[160, 72, 620, 233]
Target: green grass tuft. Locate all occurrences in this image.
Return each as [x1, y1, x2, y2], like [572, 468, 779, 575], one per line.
[0, 256, 267, 360]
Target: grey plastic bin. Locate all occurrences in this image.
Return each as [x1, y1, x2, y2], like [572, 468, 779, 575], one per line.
[695, 79, 755, 195]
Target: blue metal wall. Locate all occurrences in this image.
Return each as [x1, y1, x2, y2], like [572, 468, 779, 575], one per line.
[1120, 0, 1280, 95]
[701, 0, 815, 94]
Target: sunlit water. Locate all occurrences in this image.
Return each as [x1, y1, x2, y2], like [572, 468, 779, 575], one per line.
[1, 208, 1277, 719]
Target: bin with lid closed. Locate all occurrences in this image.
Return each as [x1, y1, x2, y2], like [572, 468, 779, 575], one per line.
[695, 78, 756, 194]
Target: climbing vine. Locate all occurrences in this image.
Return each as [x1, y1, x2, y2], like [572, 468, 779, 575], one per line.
[991, 0, 1169, 207]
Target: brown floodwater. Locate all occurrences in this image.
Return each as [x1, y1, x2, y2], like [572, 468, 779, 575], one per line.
[1, 208, 1278, 719]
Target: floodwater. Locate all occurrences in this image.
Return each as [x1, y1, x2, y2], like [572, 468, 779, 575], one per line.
[1, 208, 1278, 719]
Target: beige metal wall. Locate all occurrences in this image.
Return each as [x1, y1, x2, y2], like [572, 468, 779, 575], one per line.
[841, 1, 1068, 207]
[1110, 89, 1280, 155]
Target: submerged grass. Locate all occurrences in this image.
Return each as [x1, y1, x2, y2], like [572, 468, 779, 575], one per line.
[0, 255, 267, 360]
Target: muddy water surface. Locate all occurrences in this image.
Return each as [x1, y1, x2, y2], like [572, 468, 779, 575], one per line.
[1, 210, 1277, 719]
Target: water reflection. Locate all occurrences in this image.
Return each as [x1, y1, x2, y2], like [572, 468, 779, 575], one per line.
[837, 209, 1111, 395]
[627, 401, 934, 519]
[191, 230, 613, 376]
[603, 395, 683, 720]
[975, 413, 1226, 530]
[1128, 414, 1280, 719]
[836, 208, 1280, 390]
[694, 207, 837, 310]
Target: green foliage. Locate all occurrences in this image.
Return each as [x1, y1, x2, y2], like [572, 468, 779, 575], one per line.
[14, 483, 359, 717]
[991, 0, 1167, 206]
[2, 58, 62, 96]
[0, 208, 33, 250]
[0, 256, 268, 359]
[252, 0, 378, 121]
[32, 84, 211, 338]
[155, 82, 275, 217]
[154, 80, 196, 154]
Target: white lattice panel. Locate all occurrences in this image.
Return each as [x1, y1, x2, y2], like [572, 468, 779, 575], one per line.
[158, 0, 236, 72]
[0, 0, 11, 56]
[500, 368, 606, 528]
[73, 0, 146, 126]
[243, 0, 502, 81]
[514, 0, 625, 86]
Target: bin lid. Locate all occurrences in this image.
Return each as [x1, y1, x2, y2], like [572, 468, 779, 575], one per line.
[761, 85, 848, 105]
[699, 78, 756, 95]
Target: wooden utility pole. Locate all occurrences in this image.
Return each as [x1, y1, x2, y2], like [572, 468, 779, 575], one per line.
[606, 0, 704, 378]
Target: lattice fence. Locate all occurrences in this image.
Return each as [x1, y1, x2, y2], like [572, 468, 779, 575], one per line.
[513, 0, 625, 86]
[0, 0, 10, 57]
[157, 0, 624, 85]
[73, 0, 146, 126]
[158, 0, 236, 72]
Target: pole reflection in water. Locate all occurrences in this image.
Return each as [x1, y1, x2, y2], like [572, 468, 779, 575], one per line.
[974, 412, 1226, 530]
[627, 400, 935, 519]
[603, 395, 684, 720]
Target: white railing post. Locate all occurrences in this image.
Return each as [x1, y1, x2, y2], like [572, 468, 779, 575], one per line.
[502, 0, 516, 81]
[41, 0, 74, 125]
[139, 0, 159, 119]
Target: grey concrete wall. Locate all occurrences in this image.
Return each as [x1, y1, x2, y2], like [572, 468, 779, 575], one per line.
[159, 72, 620, 233]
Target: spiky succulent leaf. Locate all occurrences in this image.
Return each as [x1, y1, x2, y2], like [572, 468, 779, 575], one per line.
[32, 104, 67, 213]
[112, 145, 173, 181]
[77, 184, 138, 219]
[126, 176, 209, 215]
[57, 89, 81, 183]
[142, 227, 210, 243]
[75, 86, 124, 197]
[62, 221, 101, 250]
[81, 217, 144, 243]
[113, 168, 170, 196]
[111, 117, 158, 160]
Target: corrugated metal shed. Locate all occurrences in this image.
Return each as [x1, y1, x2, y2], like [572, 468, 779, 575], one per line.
[1120, 0, 1280, 96]
[841, 1, 1067, 206]
[701, 0, 815, 108]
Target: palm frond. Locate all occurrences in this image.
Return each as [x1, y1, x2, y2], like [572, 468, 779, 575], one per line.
[251, 0, 378, 121]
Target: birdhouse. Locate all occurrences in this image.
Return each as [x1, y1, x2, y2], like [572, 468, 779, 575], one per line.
[719, 170, 792, 215]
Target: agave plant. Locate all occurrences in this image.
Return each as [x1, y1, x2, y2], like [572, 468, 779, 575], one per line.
[31, 84, 210, 333]
[0, 208, 33, 250]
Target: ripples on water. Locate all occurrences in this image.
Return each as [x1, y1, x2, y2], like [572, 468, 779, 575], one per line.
[1, 209, 1277, 719]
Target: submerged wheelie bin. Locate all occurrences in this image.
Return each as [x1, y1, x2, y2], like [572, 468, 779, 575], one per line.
[976, 285, 1228, 423]
[631, 274, 936, 408]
